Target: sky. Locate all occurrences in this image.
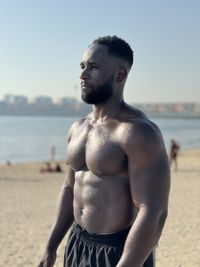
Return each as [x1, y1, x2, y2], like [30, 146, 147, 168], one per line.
[0, 0, 199, 103]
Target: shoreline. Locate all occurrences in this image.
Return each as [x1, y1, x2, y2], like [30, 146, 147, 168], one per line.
[0, 149, 199, 266]
[1, 147, 200, 166]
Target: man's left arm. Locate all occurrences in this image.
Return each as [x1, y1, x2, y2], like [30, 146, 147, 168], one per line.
[117, 121, 171, 267]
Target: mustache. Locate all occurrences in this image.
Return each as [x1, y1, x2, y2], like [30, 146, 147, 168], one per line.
[81, 82, 93, 87]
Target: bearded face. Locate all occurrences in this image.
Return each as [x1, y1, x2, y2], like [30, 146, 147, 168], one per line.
[81, 76, 114, 105]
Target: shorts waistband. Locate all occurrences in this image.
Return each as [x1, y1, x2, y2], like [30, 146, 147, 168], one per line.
[72, 223, 130, 246]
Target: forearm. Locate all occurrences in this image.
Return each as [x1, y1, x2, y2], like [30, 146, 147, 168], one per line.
[117, 207, 167, 267]
[45, 186, 74, 252]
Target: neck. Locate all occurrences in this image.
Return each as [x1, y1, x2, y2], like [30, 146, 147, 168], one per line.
[92, 94, 124, 121]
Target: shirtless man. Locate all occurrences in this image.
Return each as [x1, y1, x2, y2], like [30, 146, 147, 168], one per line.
[38, 36, 170, 267]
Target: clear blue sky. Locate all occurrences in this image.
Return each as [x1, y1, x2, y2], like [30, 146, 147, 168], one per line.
[0, 0, 199, 103]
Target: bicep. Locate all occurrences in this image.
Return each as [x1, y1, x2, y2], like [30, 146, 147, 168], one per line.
[62, 166, 75, 190]
[128, 150, 170, 212]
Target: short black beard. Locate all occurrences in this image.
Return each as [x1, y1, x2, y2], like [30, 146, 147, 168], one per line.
[81, 77, 113, 105]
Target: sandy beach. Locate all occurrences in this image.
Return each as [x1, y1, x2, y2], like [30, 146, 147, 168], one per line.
[0, 150, 199, 267]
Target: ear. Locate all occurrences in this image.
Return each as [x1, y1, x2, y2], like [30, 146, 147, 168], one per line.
[116, 67, 127, 83]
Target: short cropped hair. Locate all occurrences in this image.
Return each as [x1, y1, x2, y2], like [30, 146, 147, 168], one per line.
[92, 35, 134, 68]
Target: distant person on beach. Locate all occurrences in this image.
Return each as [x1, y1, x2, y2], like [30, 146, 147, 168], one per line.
[40, 162, 63, 173]
[40, 162, 53, 173]
[55, 163, 63, 173]
[169, 139, 180, 171]
[50, 146, 56, 162]
[38, 36, 170, 267]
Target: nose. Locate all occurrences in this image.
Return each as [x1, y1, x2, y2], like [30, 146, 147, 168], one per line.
[80, 67, 90, 80]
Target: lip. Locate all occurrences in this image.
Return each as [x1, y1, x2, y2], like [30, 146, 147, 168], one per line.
[81, 82, 92, 86]
[81, 82, 92, 88]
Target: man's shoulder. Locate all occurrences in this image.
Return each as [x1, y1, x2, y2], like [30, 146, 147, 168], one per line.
[67, 116, 89, 142]
[118, 116, 166, 165]
[70, 113, 93, 128]
[119, 108, 160, 137]
[118, 114, 163, 151]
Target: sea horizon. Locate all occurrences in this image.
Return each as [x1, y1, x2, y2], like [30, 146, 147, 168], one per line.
[0, 116, 200, 163]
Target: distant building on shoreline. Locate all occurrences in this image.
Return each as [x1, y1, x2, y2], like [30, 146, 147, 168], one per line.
[0, 94, 199, 118]
[134, 102, 200, 118]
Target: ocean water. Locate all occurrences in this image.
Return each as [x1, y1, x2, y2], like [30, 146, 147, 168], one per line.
[0, 116, 200, 163]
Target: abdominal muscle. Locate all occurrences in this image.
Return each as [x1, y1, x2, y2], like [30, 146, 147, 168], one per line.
[73, 170, 135, 234]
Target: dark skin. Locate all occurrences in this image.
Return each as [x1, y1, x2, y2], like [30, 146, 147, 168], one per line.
[38, 44, 170, 267]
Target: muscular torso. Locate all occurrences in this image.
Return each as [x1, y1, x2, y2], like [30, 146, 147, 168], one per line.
[66, 114, 140, 233]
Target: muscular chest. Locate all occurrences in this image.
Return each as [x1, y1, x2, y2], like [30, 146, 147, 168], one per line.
[67, 124, 126, 175]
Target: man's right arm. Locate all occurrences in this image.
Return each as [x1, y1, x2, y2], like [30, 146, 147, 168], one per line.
[38, 167, 75, 267]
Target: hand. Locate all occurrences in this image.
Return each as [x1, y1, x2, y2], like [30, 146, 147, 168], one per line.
[37, 250, 57, 267]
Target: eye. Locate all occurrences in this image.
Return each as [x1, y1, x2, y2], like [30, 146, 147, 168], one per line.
[80, 63, 85, 70]
[91, 65, 98, 69]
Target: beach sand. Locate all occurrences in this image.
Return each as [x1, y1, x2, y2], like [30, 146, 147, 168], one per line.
[0, 150, 199, 267]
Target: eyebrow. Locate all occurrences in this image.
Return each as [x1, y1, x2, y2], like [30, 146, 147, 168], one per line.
[80, 60, 101, 67]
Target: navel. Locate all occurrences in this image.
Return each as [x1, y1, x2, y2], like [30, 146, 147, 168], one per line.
[80, 208, 84, 216]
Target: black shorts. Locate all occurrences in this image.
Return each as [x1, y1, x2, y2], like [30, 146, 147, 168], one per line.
[64, 223, 154, 267]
